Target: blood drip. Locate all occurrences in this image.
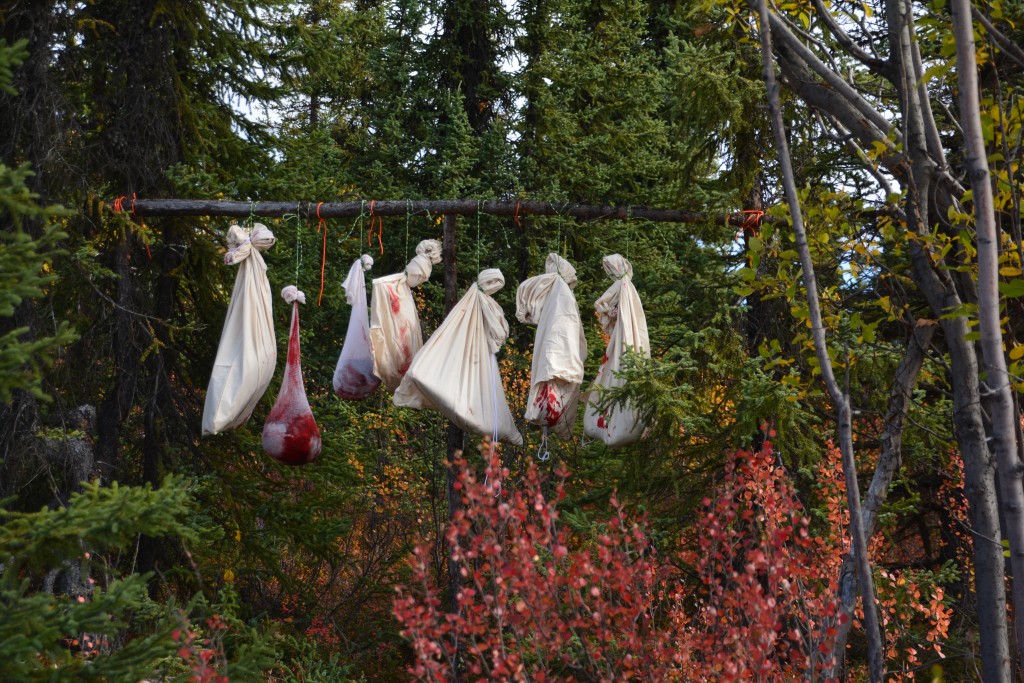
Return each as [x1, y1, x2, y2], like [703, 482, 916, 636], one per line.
[263, 295, 322, 465]
[387, 284, 402, 315]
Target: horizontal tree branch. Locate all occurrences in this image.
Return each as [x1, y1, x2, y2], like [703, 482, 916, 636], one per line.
[109, 198, 778, 226]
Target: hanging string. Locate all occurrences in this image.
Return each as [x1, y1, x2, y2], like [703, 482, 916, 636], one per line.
[353, 200, 367, 247]
[316, 201, 328, 305]
[536, 426, 550, 462]
[405, 200, 412, 258]
[368, 200, 384, 255]
[476, 201, 482, 274]
[293, 209, 303, 286]
[246, 201, 257, 230]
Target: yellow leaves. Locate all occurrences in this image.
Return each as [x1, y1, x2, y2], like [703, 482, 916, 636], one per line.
[223, 568, 235, 583]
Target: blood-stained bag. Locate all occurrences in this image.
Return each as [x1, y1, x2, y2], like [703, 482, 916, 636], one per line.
[394, 269, 523, 445]
[202, 223, 277, 435]
[583, 254, 650, 447]
[369, 239, 442, 391]
[333, 254, 380, 400]
[263, 286, 322, 465]
[516, 254, 586, 439]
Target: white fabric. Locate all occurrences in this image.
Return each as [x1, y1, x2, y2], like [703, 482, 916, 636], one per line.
[394, 269, 523, 445]
[516, 254, 586, 439]
[333, 255, 380, 400]
[583, 254, 650, 447]
[202, 223, 277, 435]
[262, 287, 322, 465]
[369, 240, 442, 391]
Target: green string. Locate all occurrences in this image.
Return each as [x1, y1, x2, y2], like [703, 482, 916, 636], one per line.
[246, 201, 258, 230]
[293, 210, 303, 285]
[352, 200, 366, 251]
[405, 200, 412, 259]
[476, 201, 482, 274]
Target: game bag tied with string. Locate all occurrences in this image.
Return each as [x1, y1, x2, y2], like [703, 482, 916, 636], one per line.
[583, 254, 650, 447]
[263, 286, 322, 465]
[333, 254, 380, 400]
[516, 253, 587, 440]
[202, 223, 277, 436]
[369, 239, 442, 391]
[394, 268, 523, 446]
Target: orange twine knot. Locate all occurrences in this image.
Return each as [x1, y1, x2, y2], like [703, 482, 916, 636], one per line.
[741, 209, 765, 231]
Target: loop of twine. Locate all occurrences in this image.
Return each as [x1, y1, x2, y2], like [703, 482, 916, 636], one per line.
[536, 426, 550, 462]
[368, 200, 384, 255]
[741, 209, 765, 232]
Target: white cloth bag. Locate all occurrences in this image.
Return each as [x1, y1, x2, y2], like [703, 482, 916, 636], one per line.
[263, 286, 322, 465]
[394, 269, 523, 445]
[369, 239, 442, 391]
[516, 254, 587, 439]
[202, 223, 277, 435]
[333, 255, 381, 400]
[583, 254, 650, 447]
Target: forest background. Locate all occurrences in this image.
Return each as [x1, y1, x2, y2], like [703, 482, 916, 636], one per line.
[2, 0, 1024, 680]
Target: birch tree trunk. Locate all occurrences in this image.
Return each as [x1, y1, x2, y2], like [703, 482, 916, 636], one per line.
[751, 2, 1012, 676]
[754, 2, 884, 679]
[951, 0, 1024, 666]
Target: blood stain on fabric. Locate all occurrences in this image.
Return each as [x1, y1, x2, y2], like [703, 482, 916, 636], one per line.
[263, 292, 322, 466]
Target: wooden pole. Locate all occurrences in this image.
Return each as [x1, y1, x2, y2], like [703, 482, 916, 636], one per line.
[441, 214, 464, 680]
[109, 197, 775, 226]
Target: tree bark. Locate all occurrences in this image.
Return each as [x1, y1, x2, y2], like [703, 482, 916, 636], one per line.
[754, 2, 884, 679]
[829, 319, 935, 672]
[760, 2, 1012, 677]
[952, 0, 1024, 670]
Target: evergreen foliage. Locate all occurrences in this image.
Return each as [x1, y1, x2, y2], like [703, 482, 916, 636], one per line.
[0, 0, 1020, 677]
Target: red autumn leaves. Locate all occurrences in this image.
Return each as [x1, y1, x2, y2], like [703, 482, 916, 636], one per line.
[394, 439, 845, 682]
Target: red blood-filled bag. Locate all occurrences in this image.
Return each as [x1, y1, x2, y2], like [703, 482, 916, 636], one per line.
[263, 286, 322, 465]
[333, 254, 380, 400]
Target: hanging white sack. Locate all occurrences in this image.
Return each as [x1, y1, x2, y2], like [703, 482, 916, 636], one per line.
[369, 239, 442, 391]
[202, 223, 277, 436]
[583, 254, 650, 447]
[333, 254, 381, 400]
[516, 253, 587, 439]
[394, 269, 523, 446]
[263, 286, 322, 466]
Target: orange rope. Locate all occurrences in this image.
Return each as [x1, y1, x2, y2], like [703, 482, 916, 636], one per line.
[741, 209, 765, 231]
[316, 202, 327, 306]
[368, 200, 384, 255]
